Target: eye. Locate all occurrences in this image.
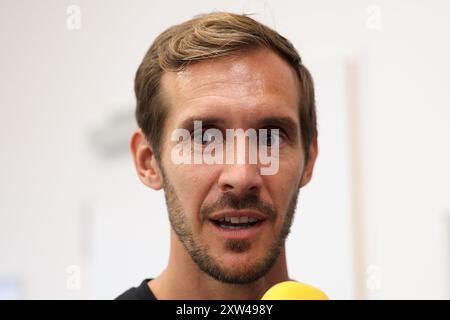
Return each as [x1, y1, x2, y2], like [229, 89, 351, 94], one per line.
[192, 128, 222, 146]
[259, 129, 284, 147]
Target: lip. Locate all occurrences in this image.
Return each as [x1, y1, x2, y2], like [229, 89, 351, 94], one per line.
[208, 219, 265, 240]
[208, 209, 268, 222]
[207, 210, 267, 240]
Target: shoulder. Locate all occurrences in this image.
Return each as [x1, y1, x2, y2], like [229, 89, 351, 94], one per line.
[115, 279, 157, 300]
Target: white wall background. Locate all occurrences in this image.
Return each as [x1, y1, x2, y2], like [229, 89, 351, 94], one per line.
[0, 0, 449, 299]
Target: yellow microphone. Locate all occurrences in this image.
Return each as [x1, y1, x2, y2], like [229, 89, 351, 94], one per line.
[261, 281, 329, 300]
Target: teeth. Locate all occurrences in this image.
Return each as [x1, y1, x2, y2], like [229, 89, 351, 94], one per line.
[230, 217, 240, 224]
[239, 216, 249, 223]
[216, 216, 259, 224]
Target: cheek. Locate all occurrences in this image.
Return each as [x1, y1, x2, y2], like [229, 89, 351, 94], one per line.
[265, 159, 302, 213]
[168, 163, 219, 213]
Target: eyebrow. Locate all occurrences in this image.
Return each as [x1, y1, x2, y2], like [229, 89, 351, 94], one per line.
[178, 115, 299, 137]
[256, 116, 299, 137]
[179, 116, 226, 131]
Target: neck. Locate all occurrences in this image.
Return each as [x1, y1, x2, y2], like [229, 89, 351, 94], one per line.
[149, 230, 290, 299]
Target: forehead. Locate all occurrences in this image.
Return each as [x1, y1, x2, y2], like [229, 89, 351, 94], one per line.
[160, 48, 300, 127]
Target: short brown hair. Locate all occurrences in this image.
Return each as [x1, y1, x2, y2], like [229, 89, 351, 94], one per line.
[135, 11, 316, 162]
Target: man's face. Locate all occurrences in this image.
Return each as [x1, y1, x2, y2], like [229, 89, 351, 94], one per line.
[157, 48, 311, 284]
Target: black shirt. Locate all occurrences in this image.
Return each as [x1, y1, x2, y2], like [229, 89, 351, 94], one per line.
[115, 279, 157, 300]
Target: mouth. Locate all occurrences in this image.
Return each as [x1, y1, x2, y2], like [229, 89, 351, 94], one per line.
[208, 210, 266, 239]
[210, 216, 263, 229]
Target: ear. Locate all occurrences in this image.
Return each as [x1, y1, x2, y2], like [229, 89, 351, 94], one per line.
[299, 133, 318, 188]
[130, 129, 164, 190]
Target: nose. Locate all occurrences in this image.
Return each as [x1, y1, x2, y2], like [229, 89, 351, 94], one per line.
[218, 163, 263, 196]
